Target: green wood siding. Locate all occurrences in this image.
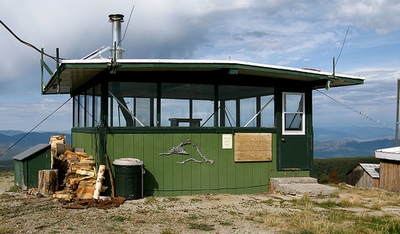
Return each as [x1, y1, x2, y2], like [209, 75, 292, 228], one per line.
[72, 131, 309, 197]
[13, 147, 51, 190]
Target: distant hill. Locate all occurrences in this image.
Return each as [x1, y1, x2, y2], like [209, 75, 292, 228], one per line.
[312, 156, 380, 184]
[0, 131, 71, 161]
[314, 125, 394, 141]
[314, 138, 395, 159]
[314, 126, 395, 158]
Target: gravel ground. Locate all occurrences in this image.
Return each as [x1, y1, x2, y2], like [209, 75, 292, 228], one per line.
[1, 173, 400, 234]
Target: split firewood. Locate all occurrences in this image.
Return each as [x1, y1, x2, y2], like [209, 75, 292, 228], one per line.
[93, 165, 106, 199]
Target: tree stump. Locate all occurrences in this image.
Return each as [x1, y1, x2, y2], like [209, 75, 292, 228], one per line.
[38, 169, 58, 196]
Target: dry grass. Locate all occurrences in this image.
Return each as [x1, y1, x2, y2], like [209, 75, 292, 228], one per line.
[1, 172, 400, 234]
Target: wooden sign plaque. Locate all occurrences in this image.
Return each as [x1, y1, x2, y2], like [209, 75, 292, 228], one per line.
[234, 133, 272, 162]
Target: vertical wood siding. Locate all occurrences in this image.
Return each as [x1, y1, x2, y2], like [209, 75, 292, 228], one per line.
[380, 159, 400, 192]
[72, 132, 309, 196]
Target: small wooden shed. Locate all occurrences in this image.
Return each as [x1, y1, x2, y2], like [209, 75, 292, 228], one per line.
[375, 146, 400, 192]
[13, 144, 51, 190]
[346, 163, 380, 188]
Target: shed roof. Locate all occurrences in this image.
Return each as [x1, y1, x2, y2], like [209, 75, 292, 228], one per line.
[375, 146, 400, 161]
[359, 163, 380, 179]
[13, 144, 50, 161]
[42, 59, 364, 95]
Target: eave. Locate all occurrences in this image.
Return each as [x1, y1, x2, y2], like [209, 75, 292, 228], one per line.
[42, 59, 364, 95]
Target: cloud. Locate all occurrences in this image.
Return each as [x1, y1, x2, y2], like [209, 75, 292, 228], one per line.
[0, 0, 399, 131]
[329, 0, 400, 34]
[0, 96, 71, 131]
[313, 68, 398, 129]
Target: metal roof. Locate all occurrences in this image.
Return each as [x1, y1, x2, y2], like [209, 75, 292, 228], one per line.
[42, 58, 365, 95]
[375, 146, 400, 161]
[13, 144, 50, 161]
[359, 163, 380, 179]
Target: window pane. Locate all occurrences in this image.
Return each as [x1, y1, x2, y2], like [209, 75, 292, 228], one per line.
[94, 92, 101, 127]
[224, 100, 236, 127]
[136, 98, 151, 126]
[285, 113, 303, 130]
[261, 95, 275, 127]
[193, 100, 214, 127]
[86, 93, 93, 127]
[240, 97, 256, 127]
[285, 94, 303, 112]
[161, 99, 189, 126]
[283, 92, 305, 134]
[79, 94, 85, 127]
[73, 96, 79, 127]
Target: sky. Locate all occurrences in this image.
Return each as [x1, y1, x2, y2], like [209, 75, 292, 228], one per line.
[0, 0, 399, 135]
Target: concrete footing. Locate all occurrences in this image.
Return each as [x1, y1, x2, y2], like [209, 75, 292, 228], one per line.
[269, 177, 339, 197]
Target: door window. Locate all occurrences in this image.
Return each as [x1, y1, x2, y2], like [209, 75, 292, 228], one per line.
[282, 92, 305, 135]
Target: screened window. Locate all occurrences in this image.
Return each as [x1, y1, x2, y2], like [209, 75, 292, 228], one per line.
[160, 83, 214, 127]
[73, 82, 276, 128]
[94, 87, 101, 127]
[108, 82, 156, 127]
[219, 85, 275, 127]
[282, 92, 305, 135]
[72, 86, 101, 128]
[78, 94, 85, 127]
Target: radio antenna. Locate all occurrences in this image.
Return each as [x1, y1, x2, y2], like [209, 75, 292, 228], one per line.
[120, 5, 135, 43]
[333, 28, 350, 77]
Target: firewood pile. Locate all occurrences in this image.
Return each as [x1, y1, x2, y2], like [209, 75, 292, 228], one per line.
[52, 150, 101, 200]
[44, 135, 125, 209]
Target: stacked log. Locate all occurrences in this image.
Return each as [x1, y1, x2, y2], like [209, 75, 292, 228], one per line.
[53, 150, 107, 200]
[49, 134, 66, 168]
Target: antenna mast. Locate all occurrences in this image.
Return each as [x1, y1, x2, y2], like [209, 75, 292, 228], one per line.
[396, 79, 400, 146]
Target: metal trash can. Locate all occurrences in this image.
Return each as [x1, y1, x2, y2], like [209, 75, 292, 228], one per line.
[113, 158, 145, 200]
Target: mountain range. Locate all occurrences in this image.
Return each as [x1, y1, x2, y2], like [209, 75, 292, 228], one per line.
[314, 125, 395, 158]
[0, 130, 71, 161]
[0, 126, 396, 161]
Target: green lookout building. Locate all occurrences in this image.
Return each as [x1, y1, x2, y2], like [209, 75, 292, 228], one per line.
[41, 14, 364, 197]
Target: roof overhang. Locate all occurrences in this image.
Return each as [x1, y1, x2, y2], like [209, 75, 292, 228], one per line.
[375, 146, 400, 161]
[42, 59, 364, 95]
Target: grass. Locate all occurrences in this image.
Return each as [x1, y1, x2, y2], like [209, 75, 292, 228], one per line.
[260, 188, 400, 234]
[0, 225, 14, 234]
[188, 223, 215, 231]
[1, 171, 400, 233]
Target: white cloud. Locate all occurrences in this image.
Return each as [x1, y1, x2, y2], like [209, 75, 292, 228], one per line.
[0, 0, 399, 131]
[0, 96, 71, 131]
[313, 68, 398, 129]
[329, 0, 400, 34]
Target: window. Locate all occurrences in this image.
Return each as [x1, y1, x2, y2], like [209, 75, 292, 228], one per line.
[108, 82, 156, 127]
[78, 94, 85, 127]
[73, 96, 79, 127]
[219, 85, 275, 127]
[73, 82, 276, 129]
[282, 92, 305, 135]
[160, 83, 214, 127]
[94, 87, 101, 127]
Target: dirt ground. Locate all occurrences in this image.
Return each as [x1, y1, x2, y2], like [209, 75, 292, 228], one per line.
[1, 173, 400, 234]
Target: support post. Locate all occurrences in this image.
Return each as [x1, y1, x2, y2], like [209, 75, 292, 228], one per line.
[396, 79, 400, 146]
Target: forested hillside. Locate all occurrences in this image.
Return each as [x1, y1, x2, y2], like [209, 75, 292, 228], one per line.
[312, 156, 380, 184]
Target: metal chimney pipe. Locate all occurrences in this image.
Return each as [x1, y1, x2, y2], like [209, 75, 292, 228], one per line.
[109, 14, 124, 59]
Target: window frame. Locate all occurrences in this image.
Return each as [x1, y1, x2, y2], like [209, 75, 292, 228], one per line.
[282, 92, 305, 135]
